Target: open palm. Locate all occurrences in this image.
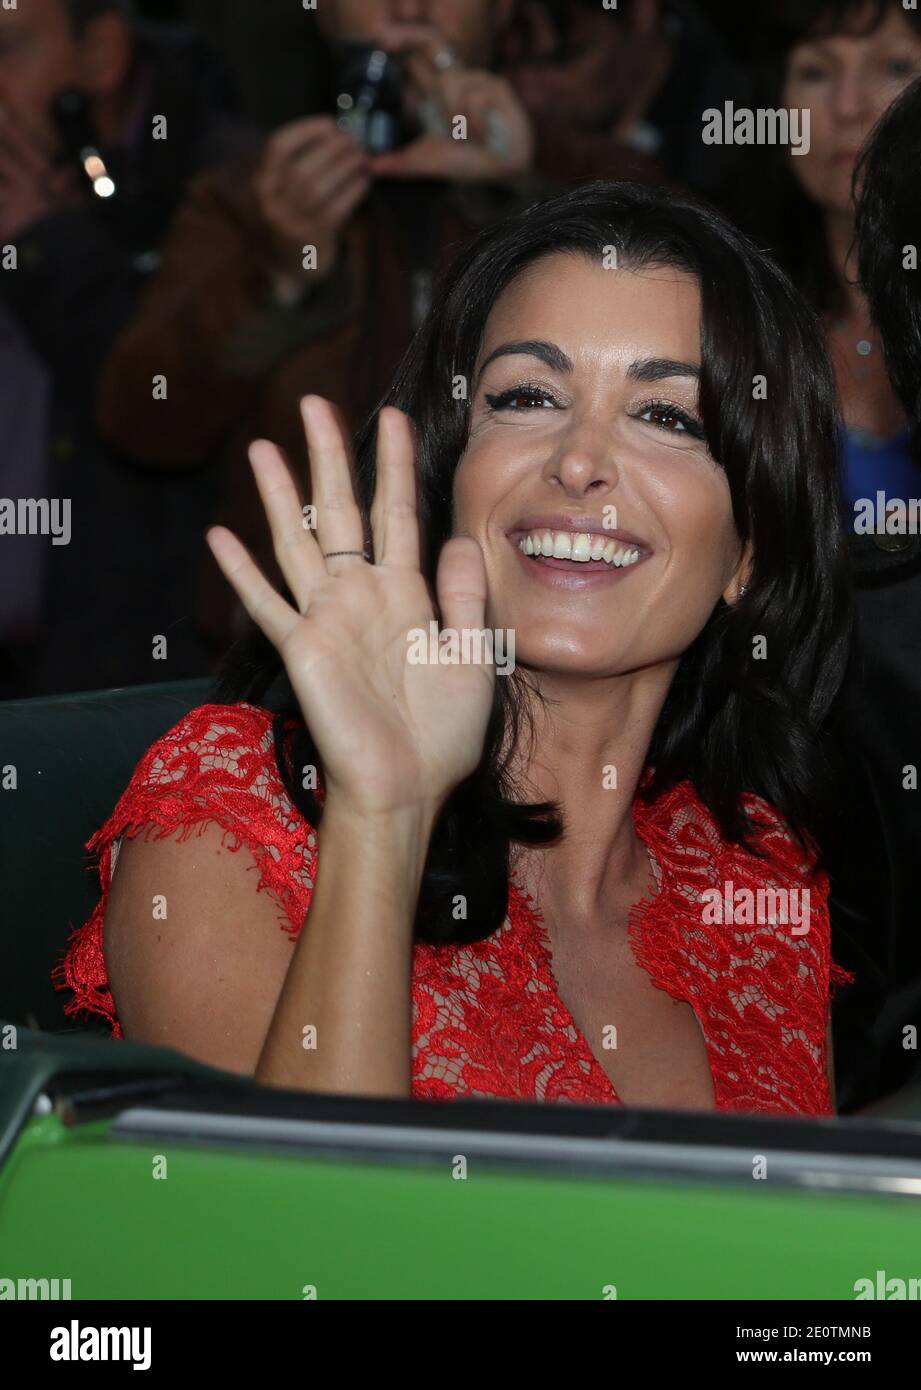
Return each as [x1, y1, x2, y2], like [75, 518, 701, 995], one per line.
[207, 397, 496, 817]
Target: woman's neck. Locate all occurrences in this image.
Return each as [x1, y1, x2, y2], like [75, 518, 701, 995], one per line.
[508, 664, 674, 925]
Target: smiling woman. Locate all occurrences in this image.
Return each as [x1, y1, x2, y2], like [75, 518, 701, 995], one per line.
[55, 181, 853, 1115]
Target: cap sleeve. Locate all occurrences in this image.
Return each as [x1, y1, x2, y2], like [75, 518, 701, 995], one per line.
[53, 702, 319, 1032]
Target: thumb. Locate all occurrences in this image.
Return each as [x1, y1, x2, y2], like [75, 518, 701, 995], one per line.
[435, 536, 489, 642]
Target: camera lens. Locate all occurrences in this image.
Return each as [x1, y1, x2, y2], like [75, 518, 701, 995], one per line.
[334, 43, 408, 153]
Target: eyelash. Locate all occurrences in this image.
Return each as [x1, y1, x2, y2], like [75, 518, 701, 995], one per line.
[484, 384, 705, 439]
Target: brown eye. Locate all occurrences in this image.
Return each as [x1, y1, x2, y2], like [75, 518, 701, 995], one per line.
[636, 401, 705, 440]
[646, 405, 684, 431]
[485, 385, 558, 411]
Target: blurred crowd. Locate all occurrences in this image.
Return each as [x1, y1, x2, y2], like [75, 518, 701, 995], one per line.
[3, 0, 921, 1110]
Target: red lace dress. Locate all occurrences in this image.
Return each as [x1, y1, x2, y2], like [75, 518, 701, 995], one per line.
[54, 702, 847, 1114]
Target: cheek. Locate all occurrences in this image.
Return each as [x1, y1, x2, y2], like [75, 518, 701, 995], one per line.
[451, 441, 516, 532]
[662, 468, 737, 581]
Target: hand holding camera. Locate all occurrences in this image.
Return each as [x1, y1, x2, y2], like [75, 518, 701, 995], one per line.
[253, 115, 372, 283]
[369, 21, 535, 183]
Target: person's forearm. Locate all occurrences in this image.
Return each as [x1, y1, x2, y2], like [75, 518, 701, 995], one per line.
[254, 796, 437, 1096]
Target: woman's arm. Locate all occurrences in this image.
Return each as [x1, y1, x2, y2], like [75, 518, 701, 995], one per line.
[254, 798, 435, 1095]
[108, 394, 493, 1096]
[105, 800, 435, 1096]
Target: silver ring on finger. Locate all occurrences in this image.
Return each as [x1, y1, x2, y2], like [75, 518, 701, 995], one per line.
[433, 46, 458, 71]
[323, 549, 370, 561]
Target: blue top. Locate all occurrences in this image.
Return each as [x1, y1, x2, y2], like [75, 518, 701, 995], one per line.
[840, 425, 920, 530]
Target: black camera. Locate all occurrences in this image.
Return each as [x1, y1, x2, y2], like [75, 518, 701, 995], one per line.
[333, 43, 412, 153]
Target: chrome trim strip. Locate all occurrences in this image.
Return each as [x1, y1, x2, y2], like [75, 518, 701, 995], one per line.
[110, 1107, 921, 1197]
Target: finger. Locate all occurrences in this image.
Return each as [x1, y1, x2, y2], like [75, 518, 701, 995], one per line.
[435, 537, 489, 642]
[322, 171, 371, 228]
[378, 21, 461, 101]
[372, 133, 500, 181]
[284, 141, 369, 210]
[280, 133, 367, 194]
[257, 122, 353, 202]
[0, 110, 48, 176]
[206, 525, 301, 650]
[300, 396, 368, 570]
[371, 133, 453, 180]
[248, 439, 326, 611]
[261, 115, 341, 176]
[370, 407, 420, 570]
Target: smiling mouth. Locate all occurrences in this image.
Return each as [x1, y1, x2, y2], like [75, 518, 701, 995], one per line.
[513, 527, 646, 572]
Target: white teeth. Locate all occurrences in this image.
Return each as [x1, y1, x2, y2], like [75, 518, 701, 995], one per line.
[517, 529, 643, 568]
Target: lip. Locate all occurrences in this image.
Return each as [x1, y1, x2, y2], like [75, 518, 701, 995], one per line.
[505, 514, 653, 590]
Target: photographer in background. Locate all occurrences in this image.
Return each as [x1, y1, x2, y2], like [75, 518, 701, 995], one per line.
[0, 0, 256, 696]
[95, 0, 667, 654]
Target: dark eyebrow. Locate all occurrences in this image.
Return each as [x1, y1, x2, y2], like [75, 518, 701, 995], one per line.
[626, 357, 700, 383]
[475, 339, 573, 389]
[474, 343, 700, 392]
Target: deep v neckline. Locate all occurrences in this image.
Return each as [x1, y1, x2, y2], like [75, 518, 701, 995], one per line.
[507, 830, 719, 1110]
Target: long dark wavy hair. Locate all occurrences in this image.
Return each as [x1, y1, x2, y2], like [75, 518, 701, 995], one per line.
[213, 179, 852, 946]
[722, 0, 921, 316]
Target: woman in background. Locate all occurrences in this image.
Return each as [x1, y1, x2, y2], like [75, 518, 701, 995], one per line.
[727, 0, 921, 528]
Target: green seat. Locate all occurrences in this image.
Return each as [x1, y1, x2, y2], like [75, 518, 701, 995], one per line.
[0, 678, 213, 1034]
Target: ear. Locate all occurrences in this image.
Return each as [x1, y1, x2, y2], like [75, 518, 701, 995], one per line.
[723, 540, 753, 607]
[77, 12, 133, 99]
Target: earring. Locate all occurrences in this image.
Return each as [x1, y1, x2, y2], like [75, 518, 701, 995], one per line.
[738, 583, 748, 600]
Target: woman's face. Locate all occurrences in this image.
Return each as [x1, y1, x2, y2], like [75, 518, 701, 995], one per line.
[783, 3, 921, 214]
[452, 252, 747, 680]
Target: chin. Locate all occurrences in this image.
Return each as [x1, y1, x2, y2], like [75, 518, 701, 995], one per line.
[512, 641, 630, 678]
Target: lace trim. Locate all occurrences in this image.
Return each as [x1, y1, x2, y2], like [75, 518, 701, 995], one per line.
[52, 702, 847, 1114]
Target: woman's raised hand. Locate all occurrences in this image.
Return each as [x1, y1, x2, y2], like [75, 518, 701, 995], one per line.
[206, 396, 496, 819]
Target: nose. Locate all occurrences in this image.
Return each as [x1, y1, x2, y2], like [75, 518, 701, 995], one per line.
[542, 418, 621, 498]
[830, 65, 873, 125]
